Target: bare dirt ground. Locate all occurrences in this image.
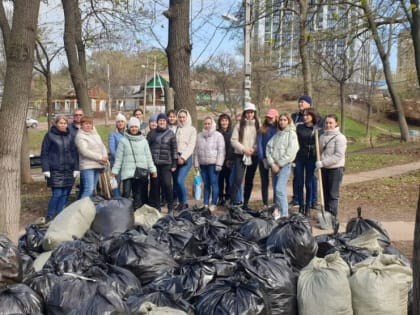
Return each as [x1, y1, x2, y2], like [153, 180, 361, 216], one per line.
[21, 143, 420, 259]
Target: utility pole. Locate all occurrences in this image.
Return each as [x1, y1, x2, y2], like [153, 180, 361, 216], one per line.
[152, 55, 157, 113]
[143, 57, 148, 115]
[244, 0, 252, 107]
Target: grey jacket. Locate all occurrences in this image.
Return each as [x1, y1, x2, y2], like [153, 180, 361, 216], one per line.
[266, 126, 299, 167]
[194, 118, 225, 167]
[319, 127, 347, 168]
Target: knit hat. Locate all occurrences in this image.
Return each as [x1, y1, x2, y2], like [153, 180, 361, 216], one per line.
[149, 114, 158, 122]
[298, 95, 312, 105]
[128, 117, 140, 128]
[266, 108, 279, 118]
[157, 113, 168, 121]
[115, 113, 126, 122]
[243, 102, 256, 112]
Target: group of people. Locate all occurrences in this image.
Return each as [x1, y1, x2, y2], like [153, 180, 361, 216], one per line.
[40, 95, 347, 223]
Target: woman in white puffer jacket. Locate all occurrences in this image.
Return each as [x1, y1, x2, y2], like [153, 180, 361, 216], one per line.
[194, 116, 225, 211]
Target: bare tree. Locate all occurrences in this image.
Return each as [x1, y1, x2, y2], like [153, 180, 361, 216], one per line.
[0, 0, 41, 241]
[164, 0, 197, 124]
[413, 187, 420, 314]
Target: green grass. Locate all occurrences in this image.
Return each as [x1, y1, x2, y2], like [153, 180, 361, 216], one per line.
[345, 153, 417, 173]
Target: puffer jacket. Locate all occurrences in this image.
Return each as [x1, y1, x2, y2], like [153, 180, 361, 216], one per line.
[230, 119, 258, 155]
[319, 127, 347, 168]
[41, 126, 78, 188]
[75, 128, 108, 170]
[194, 118, 225, 167]
[175, 109, 197, 160]
[147, 127, 178, 168]
[112, 132, 157, 180]
[257, 123, 277, 160]
[266, 125, 299, 167]
[296, 123, 318, 160]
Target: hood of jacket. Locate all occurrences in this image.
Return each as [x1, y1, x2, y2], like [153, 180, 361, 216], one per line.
[201, 116, 216, 137]
[125, 131, 145, 142]
[177, 109, 192, 127]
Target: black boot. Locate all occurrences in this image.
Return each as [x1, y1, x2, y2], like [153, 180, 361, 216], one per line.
[304, 205, 310, 217]
[298, 206, 305, 214]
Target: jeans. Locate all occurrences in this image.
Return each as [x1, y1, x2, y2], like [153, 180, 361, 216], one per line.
[230, 154, 258, 206]
[79, 169, 101, 198]
[259, 160, 272, 205]
[200, 164, 219, 206]
[174, 156, 192, 204]
[47, 187, 72, 218]
[292, 166, 317, 206]
[294, 157, 316, 207]
[149, 165, 174, 211]
[218, 164, 231, 201]
[229, 163, 243, 203]
[272, 164, 291, 217]
[321, 167, 344, 216]
[122, 177, 148, 210]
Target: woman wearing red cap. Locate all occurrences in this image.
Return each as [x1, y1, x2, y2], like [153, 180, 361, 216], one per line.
[257, 108, 279, 208]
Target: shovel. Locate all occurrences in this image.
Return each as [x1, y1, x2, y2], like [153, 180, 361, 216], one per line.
[314, 128, 327, 224]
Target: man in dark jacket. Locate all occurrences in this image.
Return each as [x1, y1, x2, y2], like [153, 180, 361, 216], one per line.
[147, 113, 178, 213]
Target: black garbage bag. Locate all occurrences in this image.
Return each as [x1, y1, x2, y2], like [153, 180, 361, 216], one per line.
[43, 273, 129, 314]
[20, 254, 35, 278]
[0, 283, 44, 315]
[218, 207, 255, 229]
[102, 233, 178, 285]
[165, 226, 206, 259]
[266, 216, 317, 269]
[146, 258, 217, 301]
[209, 234, 263, 259]
[127, 290, 194, 314]
[326, 244, 375, 267]
[43, 240, 105, 274]
[239, 217, 277, 243]
[177, 207, 213, 224]
[18, 224, 47, 259]
[83, 263, 143, 299]
[315, 232, 351, 258]
[195, 276, 270, 315]
[0, 234, 22, 288]
[383, 244, 412, 267]
[194, 220, 231, 243]
[91, 197, 134, 237]
[345, 207, 391, 247]
[241, 253, 298, 315]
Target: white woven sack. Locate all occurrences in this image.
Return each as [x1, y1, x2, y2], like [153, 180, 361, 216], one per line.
[32, 251, 52, 272]
[298, 251, 353, 315]
[139, 302, 187, 315]
[42, 197, 96, 250]
[350, 254, 412, 315]
[134, 204, 162, 229]
[347, 228, 383, 254]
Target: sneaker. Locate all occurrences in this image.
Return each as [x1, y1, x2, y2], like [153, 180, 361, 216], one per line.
[209, 205, 216, 212]
[204, 204, 209, 210]
[272, 208, 280, 220]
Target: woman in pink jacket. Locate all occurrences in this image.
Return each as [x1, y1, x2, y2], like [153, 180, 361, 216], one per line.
[194, 116, 225, 211]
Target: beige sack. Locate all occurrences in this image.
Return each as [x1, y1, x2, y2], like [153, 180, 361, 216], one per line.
[139, 302, 187, 315]
[32, 251, 52, 272]
[298, 252, 353, 315]
[348, 228, 383, 254]
[134, 204, 162, 229]
[42, 198, 96, 250]
[350, 254, 412, 315]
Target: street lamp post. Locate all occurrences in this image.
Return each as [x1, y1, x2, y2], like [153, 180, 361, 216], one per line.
[243, 0, 252, 106]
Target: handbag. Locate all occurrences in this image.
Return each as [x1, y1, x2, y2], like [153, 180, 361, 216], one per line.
[128, 139, 149, 180]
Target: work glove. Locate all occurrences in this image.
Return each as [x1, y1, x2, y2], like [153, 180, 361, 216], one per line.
[73, 171, 80, 178]
[43, 171, 51, 178]
[215, 165, 222, 172]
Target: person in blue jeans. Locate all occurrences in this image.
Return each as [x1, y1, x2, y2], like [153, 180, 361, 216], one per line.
[75, 116, 108, 198]
[194, 116, 226, 211]
[41, 115, 79, 221]
[174, 109, 197, 210]
[257, 108, 278, 207]
[108, 112, 127, 197]
[295, 108, 319, 216]
[266, 113, 299, 218]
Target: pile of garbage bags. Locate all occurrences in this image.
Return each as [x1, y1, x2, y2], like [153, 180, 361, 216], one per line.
[0, 199, 412, 314]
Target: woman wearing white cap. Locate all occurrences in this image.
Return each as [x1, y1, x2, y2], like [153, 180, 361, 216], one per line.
[230, 102, 260, 210]
[112, 117, 157, 209]
[108, 112, 127, 196]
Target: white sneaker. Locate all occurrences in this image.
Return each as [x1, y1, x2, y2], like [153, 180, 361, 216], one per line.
[272, 208, 281, 220]
[209, 204, 216, 212]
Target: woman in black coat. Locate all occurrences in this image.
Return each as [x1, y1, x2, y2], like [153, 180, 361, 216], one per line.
[41, 115, 79, 220]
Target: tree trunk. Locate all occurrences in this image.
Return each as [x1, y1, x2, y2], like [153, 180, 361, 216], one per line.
[164, 0, 196, 124]
[362, 3, 409, 141]
[413, 186, 420, 314]
[62, 0, 91, 115]
[339, 82, 345, 134]
[410, 0, 420, 87]
[20, 129, 33, 184]
[0, 0, 41, 242]
[298, 0, 313, 96]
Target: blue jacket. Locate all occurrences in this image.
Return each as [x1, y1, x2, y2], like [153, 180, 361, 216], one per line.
[108, 129, 125, 165]
[257, 124, 277, 160]
[41, 126, 78, 187]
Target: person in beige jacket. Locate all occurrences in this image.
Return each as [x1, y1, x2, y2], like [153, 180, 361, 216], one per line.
[174, 109, 197, 210]
[230, 102, 260, 210]
[75, 116, 108, 198]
